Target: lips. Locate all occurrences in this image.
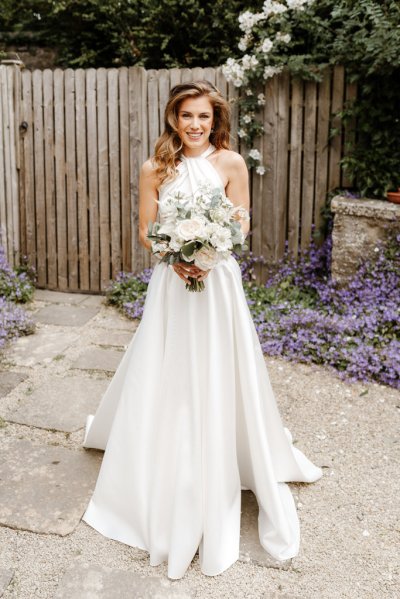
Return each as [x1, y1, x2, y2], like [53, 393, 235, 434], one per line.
[186, 132, 203, 140]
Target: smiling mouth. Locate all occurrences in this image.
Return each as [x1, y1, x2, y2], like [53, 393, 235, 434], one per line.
[186, 132, 203, 139]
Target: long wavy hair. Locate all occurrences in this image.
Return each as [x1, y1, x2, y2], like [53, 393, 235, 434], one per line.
[153, 80, 231, 187]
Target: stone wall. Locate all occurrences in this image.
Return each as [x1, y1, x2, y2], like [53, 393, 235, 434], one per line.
[330, 195, 400, 285]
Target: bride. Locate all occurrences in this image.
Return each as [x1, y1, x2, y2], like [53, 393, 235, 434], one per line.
[82, 79, 323, 580]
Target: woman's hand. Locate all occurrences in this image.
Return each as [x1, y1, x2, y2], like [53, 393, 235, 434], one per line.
[171, 261, 210, 284]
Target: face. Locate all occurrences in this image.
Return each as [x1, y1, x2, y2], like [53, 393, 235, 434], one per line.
[176, 96, 214, 154]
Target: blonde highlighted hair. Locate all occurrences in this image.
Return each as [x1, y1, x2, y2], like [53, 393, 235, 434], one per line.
[153, 80, 231, 186]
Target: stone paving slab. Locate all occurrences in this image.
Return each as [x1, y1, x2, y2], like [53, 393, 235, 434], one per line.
[71, 347, 124, 373]
[0, 569, 14, 597]
[80, 295, 106, 308]
[0, 438, 102, 536]
[54, 563, 194, 599]
[92, 312, 138, 331]
[6, 330, 80, 367]
[0, 372, 28, 398]
[33, 290, 93, 304]
[91, 329, 134, 348]
[2, 376, 109, 432]
[239, 491, 291, 570]
[33, 304, 100, 326]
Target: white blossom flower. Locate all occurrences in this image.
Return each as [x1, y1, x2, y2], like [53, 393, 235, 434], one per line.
[263, 1, 288, 16]
[194, 245, 221, 270]
[237, 128, 246, 138]
[249, 148, 262, 161]
[287, 0, 313, 10]
[246, 88, 253, 96]
[257, 93, 266, 105]
[238, 11, 265, 34]
[222, 58, 246, 87]
[276, 32, 291, 44]
[263, 65, 283, 80]
[243, 114, 252, 124]
[261, 37, 274, 54]
[256, 165, 266, 175]
[242, 54, 259, 71]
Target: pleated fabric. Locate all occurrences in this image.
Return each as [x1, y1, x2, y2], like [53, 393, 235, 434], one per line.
[82, 145, 323, 579]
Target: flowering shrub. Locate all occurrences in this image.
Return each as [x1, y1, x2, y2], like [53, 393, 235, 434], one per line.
[222, 0, 400, 197]
[107, 224, 400, 389]
[0, 247, 36, 350]
[0, 246, 35, 303]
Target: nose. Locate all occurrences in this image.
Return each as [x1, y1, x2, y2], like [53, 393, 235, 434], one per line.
[190, 116, 200, 129]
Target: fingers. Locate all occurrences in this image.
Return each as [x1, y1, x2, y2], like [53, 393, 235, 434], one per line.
[171, 262, 208, 283]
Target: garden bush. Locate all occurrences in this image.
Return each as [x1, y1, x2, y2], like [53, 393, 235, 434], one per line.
[0, 247, 36, 350]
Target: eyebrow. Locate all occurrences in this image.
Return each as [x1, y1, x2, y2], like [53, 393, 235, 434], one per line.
[179, 110, 212, 115]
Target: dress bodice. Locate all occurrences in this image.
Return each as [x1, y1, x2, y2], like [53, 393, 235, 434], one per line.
[157, 144, 225, 224]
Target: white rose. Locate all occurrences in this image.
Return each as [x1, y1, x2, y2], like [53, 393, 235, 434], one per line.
[210, 227, 233, 252]
[209, 206, 229, 224]
[175, 217, 206, 241]
[169, 234, 185, 251]
[194, 246, 220, 270]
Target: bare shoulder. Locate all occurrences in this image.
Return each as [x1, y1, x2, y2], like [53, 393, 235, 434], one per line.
[141, 158, 157, 177]
[216, 149, 247, 172]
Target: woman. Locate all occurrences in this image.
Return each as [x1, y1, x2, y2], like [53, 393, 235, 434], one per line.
[82, 80, 323, 580]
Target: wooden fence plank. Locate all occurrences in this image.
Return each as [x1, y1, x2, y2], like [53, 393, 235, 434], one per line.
[276, 70, 290, 258]
[301, 80, 317, 250]
[119, 67, 131, 272]
[86, 68, 100, 291]
[158, 69, 170, 131]
[32, 70, 46, 285]
[54, 69, 68, 289]
[0, 67, 8, 253]
[108, 68, 121, 283]
[21, 69, 36, 271]
[342, 78, 357, 188]
[65, 68, 78, 289]
[261, 75, 279, 265]
[75, 69, 89, 289]
[169, 68, 181, 89]
[314, 68, 331, 235]
[1, 66, 13, 263]
[129, 67, 146, 273]
[328, 65, 345, 191]
[8, 67, 20, 265]
[97, 68, 110, 289]
[43, 69, 57, 288]
[287, 77, 304, 256]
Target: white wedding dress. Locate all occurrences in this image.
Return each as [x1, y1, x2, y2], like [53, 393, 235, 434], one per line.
[82, 144, 323, 579]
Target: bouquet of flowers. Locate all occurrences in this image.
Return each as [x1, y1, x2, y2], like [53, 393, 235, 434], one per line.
[147, 183, 250, 292]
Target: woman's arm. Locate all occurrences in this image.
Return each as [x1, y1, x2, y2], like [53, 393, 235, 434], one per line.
[224, 152, 251, 238]
[138, 159, 159, 252]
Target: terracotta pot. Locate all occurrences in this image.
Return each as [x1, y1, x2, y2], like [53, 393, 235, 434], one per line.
[387, 187, 400, 204]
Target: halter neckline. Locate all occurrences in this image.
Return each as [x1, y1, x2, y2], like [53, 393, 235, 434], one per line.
[180, 143, 216, 161]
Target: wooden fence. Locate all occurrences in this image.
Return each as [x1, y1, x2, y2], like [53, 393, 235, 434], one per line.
[0, 63, 356, 291]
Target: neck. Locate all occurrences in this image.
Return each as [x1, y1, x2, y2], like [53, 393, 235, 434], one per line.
[182, 141, 211, 158]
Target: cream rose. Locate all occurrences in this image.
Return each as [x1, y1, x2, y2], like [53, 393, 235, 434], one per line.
[176, 217, 206, 241]
[194, 246, 220, 270]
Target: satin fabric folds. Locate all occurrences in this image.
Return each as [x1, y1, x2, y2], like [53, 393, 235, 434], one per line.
[82, 144, 323, 579]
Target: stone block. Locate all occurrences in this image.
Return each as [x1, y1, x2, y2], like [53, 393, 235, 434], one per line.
[0, 371, 28, 398]
[7, 330, 80, 367]
[54, 563, 193, 598]
[330, 195, 400, 285]
[0, 438, 102, 535]
[33, 304, 99, 326]
[3, 376, 109, 432]
[71, 348, 124, 373]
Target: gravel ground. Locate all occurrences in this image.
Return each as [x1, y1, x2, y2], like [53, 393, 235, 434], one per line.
[0, 292, 399, 599]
